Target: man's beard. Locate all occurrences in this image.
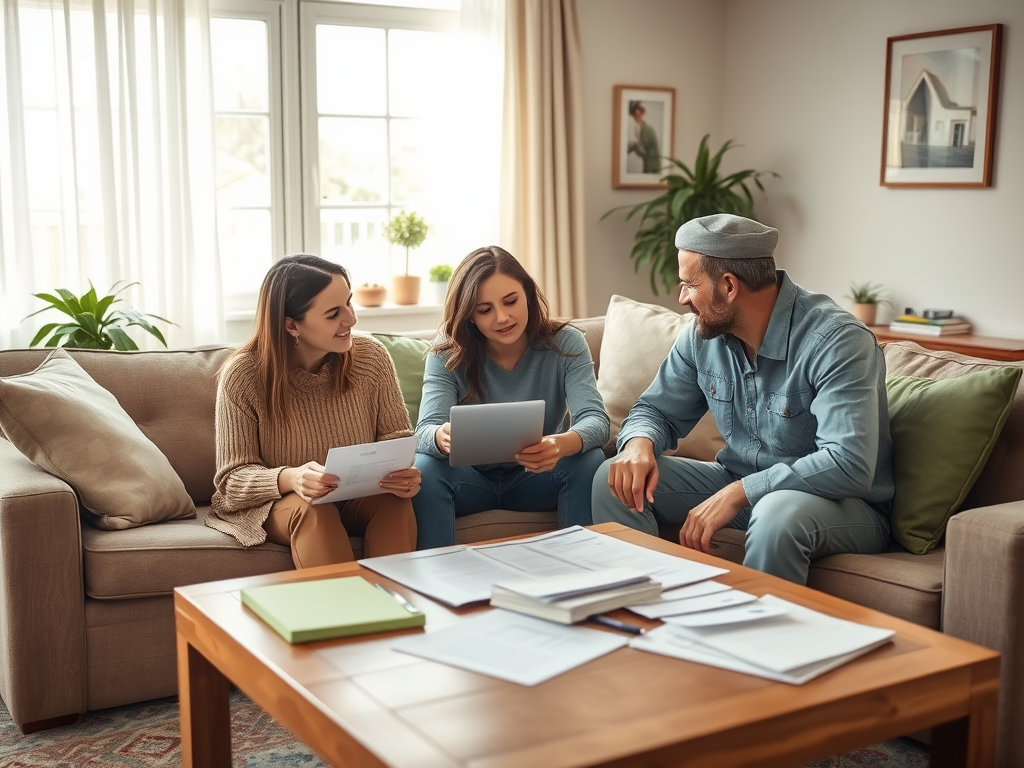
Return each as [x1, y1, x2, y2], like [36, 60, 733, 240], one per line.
[694, 290, 736, 340]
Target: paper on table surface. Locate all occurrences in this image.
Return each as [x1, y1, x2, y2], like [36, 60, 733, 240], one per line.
[390, 608, 629, 686]
[629, 589, 757, 619]
[313, 436, 417, 504]
[665, 597, 791, 627]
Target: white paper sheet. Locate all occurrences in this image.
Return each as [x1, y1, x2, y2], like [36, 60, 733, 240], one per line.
[629, 589, 758, 619]
[665, 598, 791, 627]
[313, 436, 417, 504]
[391, 608, 629, 686]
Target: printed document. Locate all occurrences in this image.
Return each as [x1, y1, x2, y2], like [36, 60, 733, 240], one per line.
[313, 436, 417, 504]
[360, 526, 726, 607]
[390, 608, 629, 685]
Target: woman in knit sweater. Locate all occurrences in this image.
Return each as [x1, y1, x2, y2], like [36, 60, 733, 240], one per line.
[412, 246, 609, 549]
[208, 254, 419, 567]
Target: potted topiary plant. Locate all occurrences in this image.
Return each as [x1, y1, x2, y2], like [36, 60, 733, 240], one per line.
[602, 134, 779, 295]
[384, 211, 429, 305]
[845, 281, 888, 326]
[426, 264, 453, 306]
[23, 280, 173, 349]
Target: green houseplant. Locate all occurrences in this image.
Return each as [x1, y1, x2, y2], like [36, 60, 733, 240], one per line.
[845, 281, 889, 326]
[24, 281, 172, 350]
[384, 211, 429, 305]
[603, 134, 779, 295]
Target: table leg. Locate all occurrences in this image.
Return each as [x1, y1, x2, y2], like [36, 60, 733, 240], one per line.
[929, 684, 998, 768]
[178, 634, 232, 768]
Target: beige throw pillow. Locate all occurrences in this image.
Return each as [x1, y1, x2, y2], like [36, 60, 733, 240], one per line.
[596, 295, 724, 460]
[0, 349, 195, 529]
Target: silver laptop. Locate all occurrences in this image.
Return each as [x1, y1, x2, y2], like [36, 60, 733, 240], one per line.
[448, 400, 546, 467]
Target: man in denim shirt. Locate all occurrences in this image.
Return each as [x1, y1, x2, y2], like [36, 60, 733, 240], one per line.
[591, 214, 894, 584]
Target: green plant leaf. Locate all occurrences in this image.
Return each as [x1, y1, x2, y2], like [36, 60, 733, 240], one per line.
[107, 327, 138, 351]
[29, 322, 62, 347]
[55, 289, 84, 315]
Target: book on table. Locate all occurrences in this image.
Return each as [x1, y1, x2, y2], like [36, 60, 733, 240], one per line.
[888, 320, 972, 336]
[489, 567, 662, 624]
[240, 575, 425, 643]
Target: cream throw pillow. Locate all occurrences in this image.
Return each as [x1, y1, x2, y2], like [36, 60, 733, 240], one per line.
[0, 349, 195, 529]
[597, 295, 724, 461]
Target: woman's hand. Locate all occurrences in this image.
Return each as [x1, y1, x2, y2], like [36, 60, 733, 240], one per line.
[380, 466, 422, 498]
[282, 461, 339, 503]
[516, 431, 582, 473]
[434, 422, 452, 455]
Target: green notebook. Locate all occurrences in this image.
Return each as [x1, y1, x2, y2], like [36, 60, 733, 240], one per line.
[240, 576, 425, 643]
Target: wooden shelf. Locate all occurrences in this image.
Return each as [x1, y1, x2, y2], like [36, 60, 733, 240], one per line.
[870, 326, 1024, 362]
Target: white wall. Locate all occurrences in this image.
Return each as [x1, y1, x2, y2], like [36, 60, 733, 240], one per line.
[578, 0, 726, 316]
[722, 0, 1024, 336]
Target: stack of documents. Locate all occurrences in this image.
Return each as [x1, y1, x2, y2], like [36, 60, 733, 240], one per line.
[631, 594, 895, 684]
[240, 576, 425, 643]
[490, 567, 662, 624]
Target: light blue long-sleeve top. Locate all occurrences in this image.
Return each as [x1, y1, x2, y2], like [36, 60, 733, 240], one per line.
[618, 271, 895, 509]
[415, 325, 610, 460]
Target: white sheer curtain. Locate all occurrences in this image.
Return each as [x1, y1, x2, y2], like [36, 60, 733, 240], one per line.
[0, 0, 222, 350]
[499, 0, 586, 317]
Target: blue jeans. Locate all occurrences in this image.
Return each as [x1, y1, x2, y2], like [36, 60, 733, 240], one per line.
[590, 455, 890, 585]
[413, 448, 606, 549]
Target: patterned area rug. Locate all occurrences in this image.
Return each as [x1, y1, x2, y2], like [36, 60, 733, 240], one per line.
[0, 690, 929, 767]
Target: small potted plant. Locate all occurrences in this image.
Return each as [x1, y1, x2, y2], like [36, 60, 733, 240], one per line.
[353, 282, 387, 307]
[426, 264, 453, 306]
[24, 280, 173, 349]
[845, 281, 888, 326]
[383, 211, 429, 305]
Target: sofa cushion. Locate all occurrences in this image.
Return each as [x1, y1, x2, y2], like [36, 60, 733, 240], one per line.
[0, 349, 196, 530]
[886, 367, 1021, 554]
[883, 342, 1024, 513]
[596, 295, 723, 460]
[82, 507, 293, 599]
[371, 333, 431, 426]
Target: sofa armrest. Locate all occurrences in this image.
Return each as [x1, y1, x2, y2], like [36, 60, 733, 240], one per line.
[943, 500, 1024, 768]
[0, 439, 88, 728]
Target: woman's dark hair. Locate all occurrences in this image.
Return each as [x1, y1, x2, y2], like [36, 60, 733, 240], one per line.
[225, 254, 352, 422]
[435, 246, 568, 404]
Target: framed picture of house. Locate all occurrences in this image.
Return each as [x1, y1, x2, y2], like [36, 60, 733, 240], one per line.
[613, 85, 675, 189]
[880, 24, 1002, 187]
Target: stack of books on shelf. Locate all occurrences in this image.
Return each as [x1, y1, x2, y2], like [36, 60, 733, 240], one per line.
[889, 313, 972, 336]
[490, 567, 662, 624]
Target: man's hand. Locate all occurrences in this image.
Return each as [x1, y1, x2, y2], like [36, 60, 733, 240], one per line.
[606, 438, 658, 513]
[679, 480, 748, 553]
[516, 431, 582, 473]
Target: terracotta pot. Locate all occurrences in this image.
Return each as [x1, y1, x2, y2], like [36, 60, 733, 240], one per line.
[850, 303, 878, 326]
[353, 284, 387, 307]
[391, 275, 421, 306]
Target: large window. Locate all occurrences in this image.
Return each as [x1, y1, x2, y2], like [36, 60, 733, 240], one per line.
[211, 0, 467, 303]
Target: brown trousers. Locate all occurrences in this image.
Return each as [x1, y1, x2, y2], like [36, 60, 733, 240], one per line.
[264, 492, 417, 569]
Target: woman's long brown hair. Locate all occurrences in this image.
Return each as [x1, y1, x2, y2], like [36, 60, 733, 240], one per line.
[223, 255, 352, 423]
[434, 246, 568, 404]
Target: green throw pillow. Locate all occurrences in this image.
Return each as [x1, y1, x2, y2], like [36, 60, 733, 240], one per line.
[372, 334, 431, 427]
[887, 366, 1021, 554]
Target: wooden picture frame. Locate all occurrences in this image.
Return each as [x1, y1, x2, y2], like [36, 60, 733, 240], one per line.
[613, 85, 675, 189]
[880, 24, 1002, 187]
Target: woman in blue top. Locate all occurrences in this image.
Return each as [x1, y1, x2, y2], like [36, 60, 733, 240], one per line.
[413, 246, 609, 549]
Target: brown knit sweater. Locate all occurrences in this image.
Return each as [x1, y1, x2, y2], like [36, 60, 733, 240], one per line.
[207, 335, 412, 547]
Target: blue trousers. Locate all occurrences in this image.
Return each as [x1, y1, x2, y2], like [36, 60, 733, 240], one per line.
[413, 447, 606, 549]
[590, 455, 890, 584]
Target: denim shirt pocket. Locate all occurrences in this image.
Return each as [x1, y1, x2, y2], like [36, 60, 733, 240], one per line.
[765, 390, 816, 456]
[698, 372, 734, 439]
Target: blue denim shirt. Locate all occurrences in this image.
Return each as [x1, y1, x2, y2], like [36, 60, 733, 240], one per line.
[618, 271, 895, 509]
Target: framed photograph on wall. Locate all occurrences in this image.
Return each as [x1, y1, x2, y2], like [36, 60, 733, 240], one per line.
[613, 85, 675, 189]
[880, 24, 1002, 187]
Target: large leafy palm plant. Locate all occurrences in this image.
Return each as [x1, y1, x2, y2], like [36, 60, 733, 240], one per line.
[24, 281, 173, 350]
[603, 134, 779, 294]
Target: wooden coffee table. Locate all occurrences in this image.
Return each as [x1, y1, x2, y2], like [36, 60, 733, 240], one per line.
[175, 523, 999, 768]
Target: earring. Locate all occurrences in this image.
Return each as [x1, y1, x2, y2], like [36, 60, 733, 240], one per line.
[294, 336, 300, 348]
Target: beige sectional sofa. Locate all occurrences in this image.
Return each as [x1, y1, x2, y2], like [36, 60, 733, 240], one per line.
[1, 309, 1022, 766]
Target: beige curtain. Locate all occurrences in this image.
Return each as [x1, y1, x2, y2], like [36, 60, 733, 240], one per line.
[500, 0, 587, 317]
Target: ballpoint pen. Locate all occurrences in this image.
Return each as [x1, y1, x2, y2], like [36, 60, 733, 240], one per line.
[376, 583, 422, 615]
[587, 614, 645, 635]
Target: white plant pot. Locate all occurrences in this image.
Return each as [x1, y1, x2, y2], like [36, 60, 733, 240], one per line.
[426, 280, 449, 306]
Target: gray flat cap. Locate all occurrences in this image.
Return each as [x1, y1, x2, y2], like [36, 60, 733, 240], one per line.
[675, 214, 778, 260]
